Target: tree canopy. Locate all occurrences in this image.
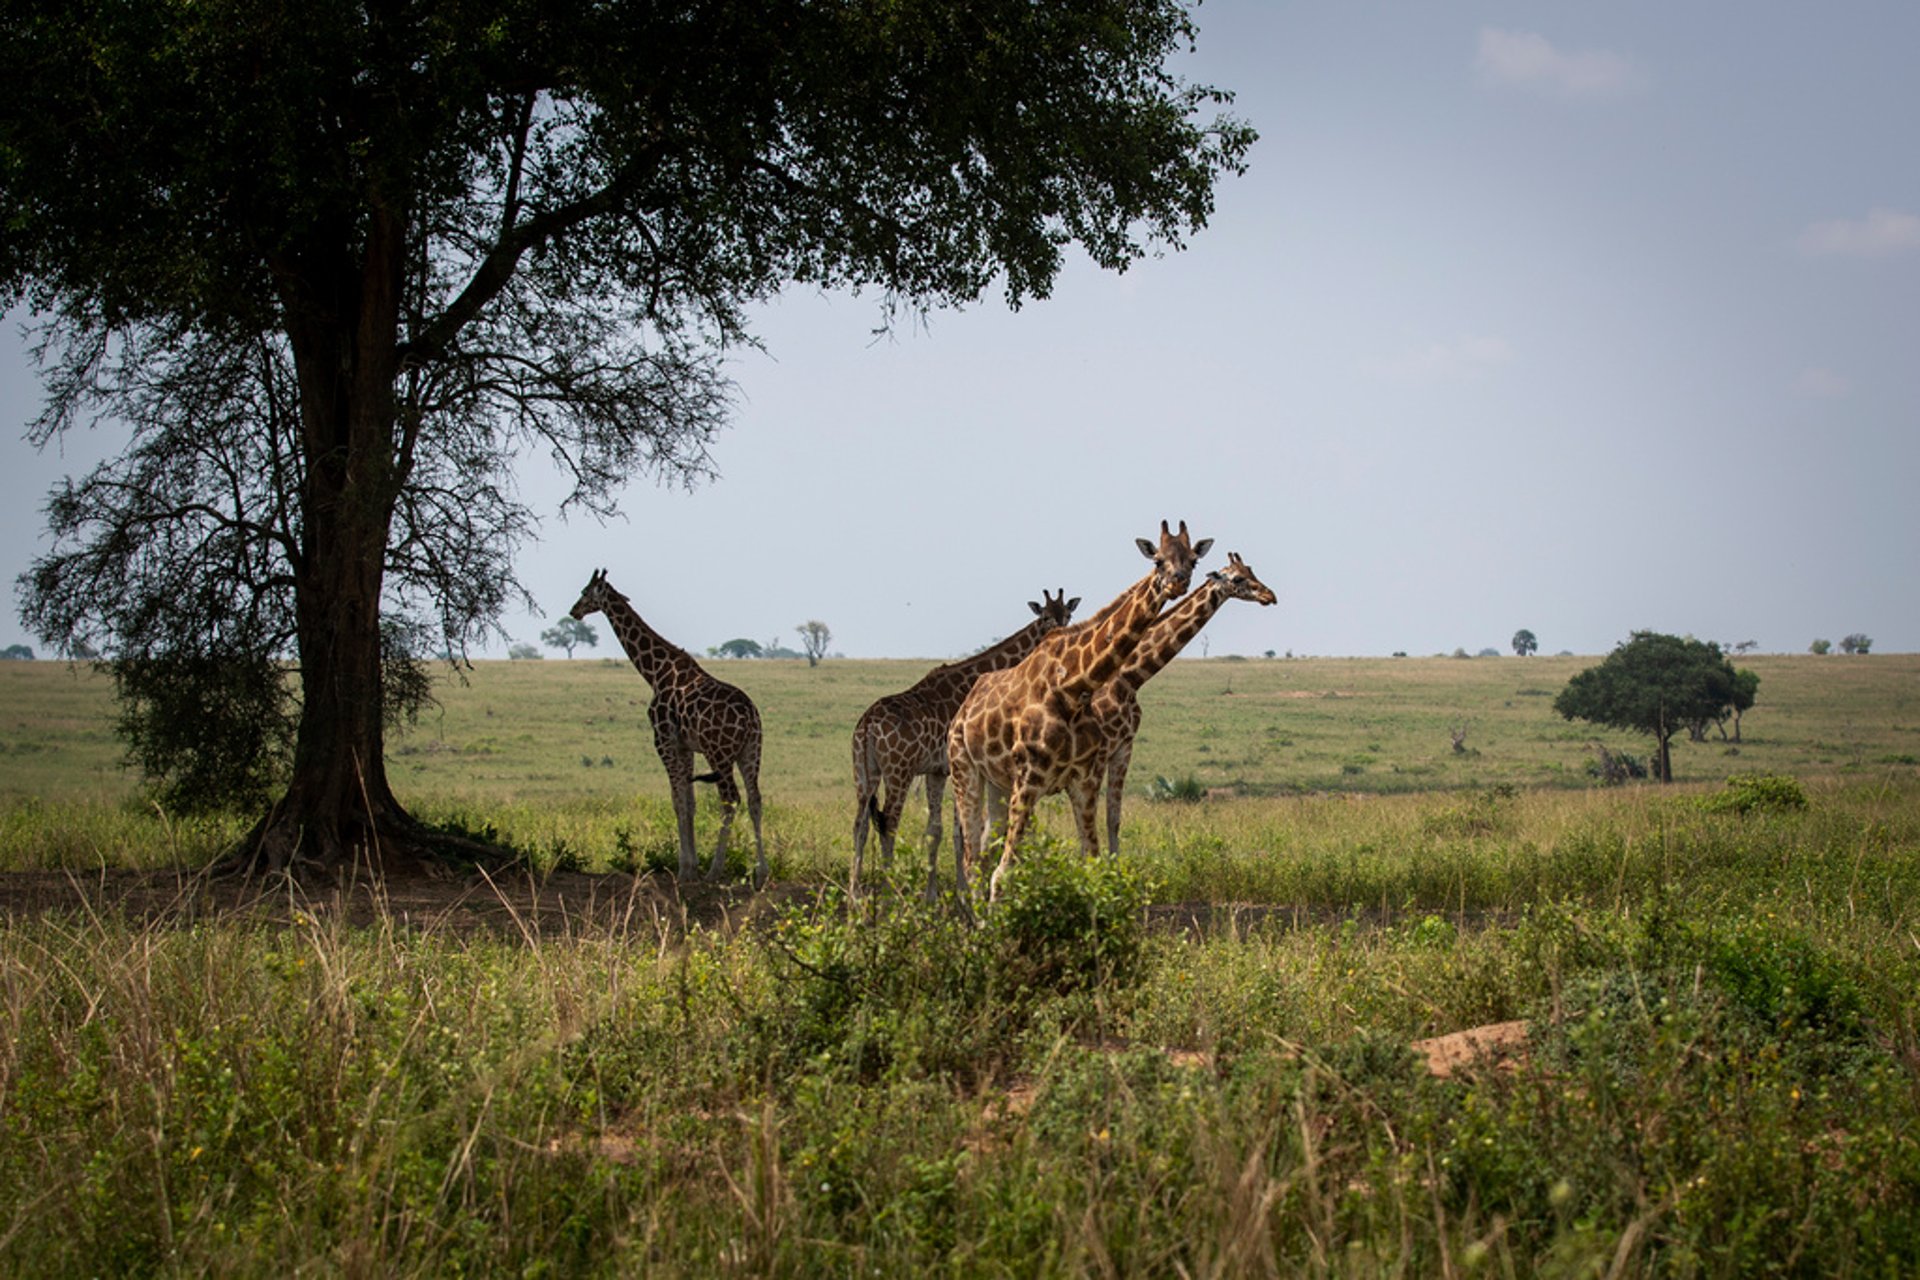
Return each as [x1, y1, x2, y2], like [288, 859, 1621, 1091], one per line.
[540, 617, 598, 659]
[3, 0, 1253, 875]
[1553, 632, 1748, 783]
[796, 621, 833, 668]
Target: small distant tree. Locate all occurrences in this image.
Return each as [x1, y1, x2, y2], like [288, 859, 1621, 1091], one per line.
[1554, 631, 1744, 783]
[1719, 667, 1760, 742]
[713, 638, 764, 660]
[1, 644, 34, 660]
[1810, 639, 1832, 655]
[1839, 633, 1873, 655]
[508, 642, 544, 661]
[1512, 629, 1538, 657]
[540, 617, 598, 659]
[796, 621, 833, 668]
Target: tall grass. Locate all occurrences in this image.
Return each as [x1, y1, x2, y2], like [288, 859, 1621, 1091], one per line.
[1, 777, 1917, 1273]
[3, 658, 1919, 1271]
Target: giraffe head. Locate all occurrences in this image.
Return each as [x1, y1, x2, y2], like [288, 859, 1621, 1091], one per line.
[568, 568, 627, 620]
[1030, 588, 1081, 629]
[1206, 552, 1277, 607]
[1133, 520, 1213, 606]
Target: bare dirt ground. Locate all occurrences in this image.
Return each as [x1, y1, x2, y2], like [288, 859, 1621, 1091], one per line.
[0, 867, 1509, 943]
[0, 865, 811, 939]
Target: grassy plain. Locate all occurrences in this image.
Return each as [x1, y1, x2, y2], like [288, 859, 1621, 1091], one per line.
[1, 652, 1918, 1274]
[5, 651, 1917, 875]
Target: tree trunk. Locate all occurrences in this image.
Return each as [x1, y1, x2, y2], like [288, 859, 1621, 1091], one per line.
[228, 340, 419, 876]
[227, 225, 483, 879]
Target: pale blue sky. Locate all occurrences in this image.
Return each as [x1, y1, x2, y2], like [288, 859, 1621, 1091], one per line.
[5, 2, 1916, 660]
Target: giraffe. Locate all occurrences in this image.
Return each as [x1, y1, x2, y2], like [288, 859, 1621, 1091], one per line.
[569, 569, 766, 882]
[947, 520, 1212, 904]
[850, 588, 1079, 895]
[1088, 551, 1276, 855]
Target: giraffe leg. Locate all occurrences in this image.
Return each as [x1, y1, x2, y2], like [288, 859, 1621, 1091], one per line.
[1105, 744, 1134, 857]
[705, 766, 740, 879]
[1067, 777, 1101, 857]
[989, 781, 1040, 903]
[922, 770, 947, 868]
[657, 733, 699, 879]
[945, 766, 984, 908]
[851, 733, 876, 893]
[852, 782, 875, 894]
[742, 759, 767, 886]
[877, 772, 913, 871]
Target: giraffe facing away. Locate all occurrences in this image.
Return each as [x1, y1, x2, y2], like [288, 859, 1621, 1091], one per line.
[947, 520, 1212, 904]
[1089, 551, 1277, 855]
[850, 588, 1079, 895]
[569, 570, 766, 882]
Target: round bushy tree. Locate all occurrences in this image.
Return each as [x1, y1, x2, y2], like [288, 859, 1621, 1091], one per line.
[1554, 632, 1745, 782]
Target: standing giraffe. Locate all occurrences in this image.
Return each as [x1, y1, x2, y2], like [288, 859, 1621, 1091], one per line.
[569, 570, 766, 882]
[850, 588, 1079, 895]
[948, 520, 1211, 904]
[1089, 551, 1277, 855]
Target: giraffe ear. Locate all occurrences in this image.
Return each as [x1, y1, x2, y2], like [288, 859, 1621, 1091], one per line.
[1067, 597, 1081, 614]
[1136, 537, 1157, 559]
[1029, 600, 1043, 617]
[1192, 537, 1214, 561]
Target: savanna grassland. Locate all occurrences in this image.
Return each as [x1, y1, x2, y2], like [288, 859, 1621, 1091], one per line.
[1, 653, 1918, 1275]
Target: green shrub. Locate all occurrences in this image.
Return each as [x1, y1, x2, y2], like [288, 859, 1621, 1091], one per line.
[1698, 773, 1809, 815]
[1149, 773, 1206, 803]
[989, 846, 1156, 997]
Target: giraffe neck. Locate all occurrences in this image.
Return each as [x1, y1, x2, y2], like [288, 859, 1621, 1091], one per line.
[603, 598, 699, 691]
[910, 614, 1058, 715]
[1114, 577, 1229, 696]
[1047, 571, 1167, 708]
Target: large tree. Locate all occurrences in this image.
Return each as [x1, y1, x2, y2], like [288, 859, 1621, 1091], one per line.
[3, 1, 1252, 876]
[1554, 632, 1746, 783]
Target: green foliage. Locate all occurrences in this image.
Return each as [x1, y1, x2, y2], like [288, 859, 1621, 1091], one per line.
[538, 617, 598, 658]
[1840, 633, 1873, 655]
[1149, 773, 1206, 803]
[989, 846, 1156, 997]
[1420, 784, 1518, 838]
[112, 651, 294, 815]
[1698, 773, 1810, 815]
[1810, 638, 1832, 655]
[1555, 632, 1750, 781]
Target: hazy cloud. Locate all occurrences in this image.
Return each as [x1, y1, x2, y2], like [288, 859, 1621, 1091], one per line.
[1476, 28, 1643, 97]
[1794, 367, 1852, 399]
[1798, 207, 1920, 257]
[1377, 336, 1515, 384]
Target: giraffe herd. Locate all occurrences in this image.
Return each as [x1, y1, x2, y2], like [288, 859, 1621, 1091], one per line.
[567, 520, 1275, 909]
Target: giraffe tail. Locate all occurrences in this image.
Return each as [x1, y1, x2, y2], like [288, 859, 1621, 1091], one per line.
[867, 794, 890, 840]
[692, 770, 724, 785]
